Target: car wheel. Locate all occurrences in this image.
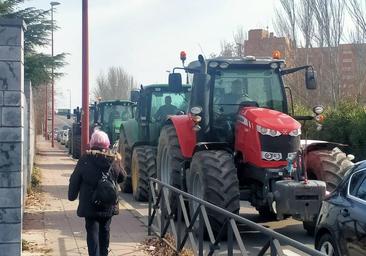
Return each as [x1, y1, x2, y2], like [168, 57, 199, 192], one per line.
[316, 233, 339, 256]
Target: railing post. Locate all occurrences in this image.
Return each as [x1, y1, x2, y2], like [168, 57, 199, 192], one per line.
[176, 195, 182, 252]
[160, 186, 166, 238]
[199, 206, 204, 256]
[148, 179, 152, 236]
[270, 238, 276, 256]
[227, 219, 233, 256]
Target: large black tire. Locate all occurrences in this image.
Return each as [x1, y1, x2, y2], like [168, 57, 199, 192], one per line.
[156, 125, 185, 215]
[131, 146, 157, 201]
[303, 220, 316, 236]
[118, 131, 132, 193]
[307, 147, 354, 192]
[187, 150, 240, 237]
[257, 206, 277, 220]
[316, 233, 340, 256]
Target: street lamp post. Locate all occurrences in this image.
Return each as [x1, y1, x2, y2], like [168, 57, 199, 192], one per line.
[67, 89, 71, 113]
[44, 84, 48, 138]
[50, 1, 60, 147]
[81, 0, 90, 153]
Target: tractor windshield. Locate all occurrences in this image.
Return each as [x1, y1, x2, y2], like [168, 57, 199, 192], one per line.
[151, 92, 189, 122]
[213, 68, 285, 116]
[101, 103, 133, 124]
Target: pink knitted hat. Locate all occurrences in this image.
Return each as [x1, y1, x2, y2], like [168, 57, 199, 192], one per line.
[90, 130, 110, 149]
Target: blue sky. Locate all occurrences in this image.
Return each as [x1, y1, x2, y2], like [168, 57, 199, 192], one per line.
[23, 0, 276, 109]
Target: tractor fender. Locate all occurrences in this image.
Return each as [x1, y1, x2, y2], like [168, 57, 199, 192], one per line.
[194, 142, 232, 154]
[301, 139, 347, 153]
[120, 119, 139, 148]
[169, 115, 196, 158]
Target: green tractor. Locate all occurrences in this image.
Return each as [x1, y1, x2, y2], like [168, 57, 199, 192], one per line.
[118, 82, 191, 201]
[94, 100, 134, 145]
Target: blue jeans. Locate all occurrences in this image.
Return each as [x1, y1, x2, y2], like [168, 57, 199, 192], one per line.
[85, 217, 112, 256]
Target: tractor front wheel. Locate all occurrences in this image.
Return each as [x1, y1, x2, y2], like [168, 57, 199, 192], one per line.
[187, 150, 240, 236]
[131, 146, 156, 201]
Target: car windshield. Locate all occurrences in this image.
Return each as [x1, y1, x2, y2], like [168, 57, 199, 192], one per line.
[151, 92, 190, 122]
[101, 103, 132, 124]
[213, 68, 285, 115]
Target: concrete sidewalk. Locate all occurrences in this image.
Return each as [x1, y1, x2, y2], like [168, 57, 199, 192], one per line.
[22, 136, 148, 256]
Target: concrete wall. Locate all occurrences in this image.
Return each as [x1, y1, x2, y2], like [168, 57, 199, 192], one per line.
[0, 18, 26, 256]
[24, 80, 35, 192]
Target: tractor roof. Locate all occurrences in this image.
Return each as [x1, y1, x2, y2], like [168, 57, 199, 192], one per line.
[187, 56, 285, 71]
[141, 83, 191, 90]
[98, 100, 134, 106]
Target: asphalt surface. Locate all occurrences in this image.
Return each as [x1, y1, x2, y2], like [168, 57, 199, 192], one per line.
[54, 114, 73, 130]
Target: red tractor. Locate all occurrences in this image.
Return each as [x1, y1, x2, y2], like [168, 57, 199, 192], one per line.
[157, 53, 354, 234]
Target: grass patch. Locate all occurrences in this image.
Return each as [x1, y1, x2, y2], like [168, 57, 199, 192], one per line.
[27, 167, 41, 195]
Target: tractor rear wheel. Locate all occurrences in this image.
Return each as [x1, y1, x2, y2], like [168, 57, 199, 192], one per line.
[157, 125, 185, 216]
[119, 131, 132, 193]
[306, 147, 354, 192]
[131, 146, 156, 201]
[187, 150, 240, 237]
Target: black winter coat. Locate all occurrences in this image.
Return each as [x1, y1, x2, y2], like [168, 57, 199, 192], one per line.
[68, 150, 125, 218]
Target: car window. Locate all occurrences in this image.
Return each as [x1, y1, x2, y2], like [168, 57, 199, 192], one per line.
[349, 170, 366, 201]
[356, 176, 366, 201]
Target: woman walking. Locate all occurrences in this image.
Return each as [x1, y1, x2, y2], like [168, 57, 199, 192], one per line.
[68, 130, 125, 256]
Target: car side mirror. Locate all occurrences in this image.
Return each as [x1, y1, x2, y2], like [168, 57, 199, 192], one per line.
[168, 73, 182, 92]
[305, 69, 317, 90]
[130, 90, 140, 102]
[67, 114, 71, 119]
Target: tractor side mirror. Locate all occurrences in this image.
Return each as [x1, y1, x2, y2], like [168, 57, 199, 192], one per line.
[305, 69, 317, 90]
[168, 73, 182, 92]
[130, 90, 140, 103]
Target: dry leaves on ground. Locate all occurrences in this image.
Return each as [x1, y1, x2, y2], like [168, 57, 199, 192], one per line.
[142, 234, 193, 256]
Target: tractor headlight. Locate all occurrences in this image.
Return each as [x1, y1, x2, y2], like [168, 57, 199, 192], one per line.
[261, 151, 282, 161]
[257, 125, 281, 137]
[289, 128, 301, 136]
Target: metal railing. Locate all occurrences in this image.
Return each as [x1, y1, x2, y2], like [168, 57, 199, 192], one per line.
[148, 177, 325, 256]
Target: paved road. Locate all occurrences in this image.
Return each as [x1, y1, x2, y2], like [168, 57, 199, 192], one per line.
[55, 114, 73, 130]
[119, 192, 315, 255]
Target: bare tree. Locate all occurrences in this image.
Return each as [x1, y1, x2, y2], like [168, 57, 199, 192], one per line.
[219, 40, 235, 57]
[311, 0, 345, 106]
[346, 0, 366, 34]
[93, 67, 137, 101]
[233, 27, 247, 57]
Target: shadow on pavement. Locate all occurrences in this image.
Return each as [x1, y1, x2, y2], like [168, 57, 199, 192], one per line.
[36, 163, 76, 171]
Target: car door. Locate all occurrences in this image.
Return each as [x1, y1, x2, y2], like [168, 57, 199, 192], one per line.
[339, 169, 366, 256]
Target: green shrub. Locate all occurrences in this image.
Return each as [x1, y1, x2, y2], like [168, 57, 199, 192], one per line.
[296, 101, 366, 161]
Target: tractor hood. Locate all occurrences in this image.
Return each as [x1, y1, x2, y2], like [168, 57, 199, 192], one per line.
[240, 107, 300, 135]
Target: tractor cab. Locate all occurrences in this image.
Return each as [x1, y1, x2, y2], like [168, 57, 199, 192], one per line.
[95, 100, 134, 144]
[128, 84, 191, 145]
[186, 55, 316, 150]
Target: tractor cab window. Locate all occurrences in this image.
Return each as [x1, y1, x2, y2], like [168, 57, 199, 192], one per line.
[101, 104, 133, 125]
[213, 69, 285, 116]
[212, 68, 285, 143]
[151, 92, 189, 122]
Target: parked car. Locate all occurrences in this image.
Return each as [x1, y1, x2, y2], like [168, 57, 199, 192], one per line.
[61, 130, 69, 145]
[57, 131, 62, 142]
[315, 161, 366, 256]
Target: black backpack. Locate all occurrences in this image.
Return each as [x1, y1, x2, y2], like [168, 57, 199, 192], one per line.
[91, 166, 119, 208]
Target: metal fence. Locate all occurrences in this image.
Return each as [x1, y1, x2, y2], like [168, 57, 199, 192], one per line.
[148, 177, 325, 256]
